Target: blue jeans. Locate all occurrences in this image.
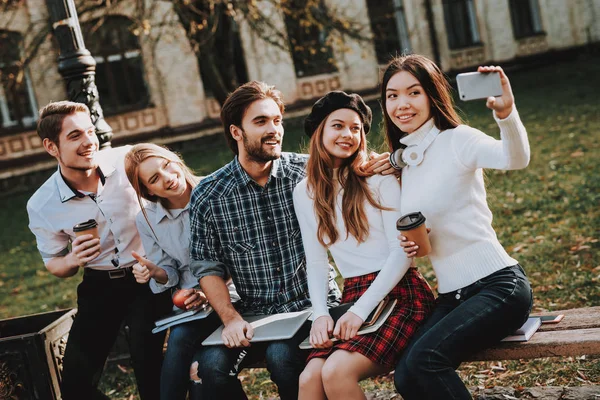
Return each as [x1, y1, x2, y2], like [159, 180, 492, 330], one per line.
[194, 321, 310, 400]
[394, 264, 533, 400]
[160, 312, 221, 400]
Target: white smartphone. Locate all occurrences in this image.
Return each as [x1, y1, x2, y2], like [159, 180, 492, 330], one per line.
[539, 314, 565, 324]
[456, 71, 502, 101]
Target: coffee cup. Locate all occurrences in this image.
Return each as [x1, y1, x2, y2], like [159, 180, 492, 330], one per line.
[73, 219, 99, 240]
[396, 212, 431, 258]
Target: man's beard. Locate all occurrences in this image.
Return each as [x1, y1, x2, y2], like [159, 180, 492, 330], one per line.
[242, 131, 282, 162]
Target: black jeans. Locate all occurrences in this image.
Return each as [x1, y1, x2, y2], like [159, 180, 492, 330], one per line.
[60, 270, 172, 400]
[194, 321, 311, 400]
[394, 264, 533, 400]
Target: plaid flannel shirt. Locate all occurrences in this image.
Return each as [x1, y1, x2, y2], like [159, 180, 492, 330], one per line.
[190, 153, 341, 315]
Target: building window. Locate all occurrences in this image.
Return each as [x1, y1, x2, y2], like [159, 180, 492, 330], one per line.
[284, 0, 337, 78]
[0, 30, 38, 133]
[366, 0, 411, 64]
[83, 16, 149, 115]
[442, 0, 481, 49]
[509, 0, 543, 39]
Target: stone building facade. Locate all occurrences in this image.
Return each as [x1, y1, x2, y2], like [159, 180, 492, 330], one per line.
[1, 0, 599, 178]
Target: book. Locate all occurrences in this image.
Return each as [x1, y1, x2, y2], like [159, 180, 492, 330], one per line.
[152, 305, 213, 334]
[501, 317, 541, 342]
[299, 298, 398, 349]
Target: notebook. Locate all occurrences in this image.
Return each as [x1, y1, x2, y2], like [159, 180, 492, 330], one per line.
[299, 298, 398, 349]
[501, 317, 541, 342]
[201, 309, 312, 346]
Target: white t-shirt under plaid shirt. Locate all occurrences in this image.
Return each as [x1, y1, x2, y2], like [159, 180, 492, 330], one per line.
[189, 153, 341, 315]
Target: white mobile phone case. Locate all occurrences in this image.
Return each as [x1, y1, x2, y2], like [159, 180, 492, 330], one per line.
[456, 72, 502, 101]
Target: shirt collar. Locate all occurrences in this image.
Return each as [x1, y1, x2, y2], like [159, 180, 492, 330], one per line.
[154, 201, 190, 224]
[399, 118, 436, 147]
[56, 152, 118, 203]
[231, 156, 284, 188]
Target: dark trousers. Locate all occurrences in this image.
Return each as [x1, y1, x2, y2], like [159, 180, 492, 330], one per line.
[394, 264, 533, 400]
[194, 321, 311, 400]
[60, 270, 172, 400]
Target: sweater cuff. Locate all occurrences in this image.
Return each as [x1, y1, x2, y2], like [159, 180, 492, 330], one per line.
[493, 106, 520, 126]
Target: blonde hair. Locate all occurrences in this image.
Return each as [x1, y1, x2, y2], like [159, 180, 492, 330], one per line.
[125, 143, 200, 235]
[306, 118, 391, 247]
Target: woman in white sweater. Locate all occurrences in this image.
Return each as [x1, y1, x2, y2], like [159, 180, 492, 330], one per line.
[382, 54, 533, 399]
[293, 91, 434, 400]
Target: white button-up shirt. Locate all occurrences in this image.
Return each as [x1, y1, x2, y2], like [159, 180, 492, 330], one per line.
[27, 146, 142, 271]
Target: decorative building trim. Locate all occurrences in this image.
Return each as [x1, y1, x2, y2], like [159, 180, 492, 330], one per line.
[516, 34, 548, 57]
[449, 46, 486, 70]
[296, 73, 342, 101]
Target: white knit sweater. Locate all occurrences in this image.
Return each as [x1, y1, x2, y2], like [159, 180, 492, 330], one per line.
[293, 174, 411, 321]
[399, 108, 530, 293]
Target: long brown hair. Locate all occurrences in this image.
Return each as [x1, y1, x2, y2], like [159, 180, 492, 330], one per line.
[306, 118, 392, 247]
[380, 54, 463, 152]
[125, 143, 200, 236]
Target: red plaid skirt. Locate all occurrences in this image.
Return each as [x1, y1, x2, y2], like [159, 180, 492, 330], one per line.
[307, 267, 435, 367]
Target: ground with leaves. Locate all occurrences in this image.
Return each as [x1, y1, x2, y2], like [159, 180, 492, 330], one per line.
[0, 53, 598, 399]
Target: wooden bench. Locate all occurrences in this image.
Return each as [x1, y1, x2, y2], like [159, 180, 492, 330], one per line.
[469, 306, 600, 361]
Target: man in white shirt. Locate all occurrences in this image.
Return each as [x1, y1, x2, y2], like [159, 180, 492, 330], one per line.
[26, 101, 171, 400]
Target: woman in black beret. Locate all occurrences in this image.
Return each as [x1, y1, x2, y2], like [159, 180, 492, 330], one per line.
[292, 91, 434, 399]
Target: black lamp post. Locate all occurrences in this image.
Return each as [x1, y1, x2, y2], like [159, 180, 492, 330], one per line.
[45, 0, 112, 148]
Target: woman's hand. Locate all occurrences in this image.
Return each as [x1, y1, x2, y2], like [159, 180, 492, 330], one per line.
[478, 65, 514, 119]
[333, 311, 363, 341]
[363, 152, 396, 176]
[178, 288, 208, 310]
[310, 315, 334, 349]
[399, 228, 431, 258]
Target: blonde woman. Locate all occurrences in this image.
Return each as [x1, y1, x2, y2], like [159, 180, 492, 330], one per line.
[292, 92, 434, 400]
[125, 143, 237, 400]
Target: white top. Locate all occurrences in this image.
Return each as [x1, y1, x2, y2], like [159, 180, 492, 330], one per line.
[293, 174, 411, 321]
[399, 109, 530, 293]
[136, 201, 239, 304]
[27, 146, 142, 271]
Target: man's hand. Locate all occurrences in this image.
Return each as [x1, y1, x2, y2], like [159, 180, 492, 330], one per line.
[68, 234, 100, 268]
[310, 315, 334, 349]
[363, 152, 396, 176]
[333, 311, 363, 341]
[222, 317, 254, 348]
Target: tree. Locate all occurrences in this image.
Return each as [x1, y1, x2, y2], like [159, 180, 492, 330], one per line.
[1, 0, 371, 110]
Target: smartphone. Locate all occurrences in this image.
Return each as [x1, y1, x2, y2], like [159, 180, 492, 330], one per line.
[456, 71, 502, 101]
[539, 314, 564, 324]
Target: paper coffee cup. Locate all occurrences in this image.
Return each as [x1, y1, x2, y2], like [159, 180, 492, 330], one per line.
[73, 219, 99, 240]
[396, 212, 431, 258]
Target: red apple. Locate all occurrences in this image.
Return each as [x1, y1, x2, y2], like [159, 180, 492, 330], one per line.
[172, 290, 189, 310]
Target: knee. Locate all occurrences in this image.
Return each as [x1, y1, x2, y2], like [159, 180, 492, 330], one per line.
[298, 365, 322, 393]
[194, 348, 230, 384]
[265, 343, 301, 383]
[321, 360, 352, 392]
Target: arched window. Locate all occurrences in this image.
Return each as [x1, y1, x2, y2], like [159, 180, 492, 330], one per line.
[366, 0, 411, 65]
[82, 16, 149, 115]
[509, 0, 543, 39]
[442, 0, 481, 49]
[0, 30, 38, 133]
[284, 0, 337, 78]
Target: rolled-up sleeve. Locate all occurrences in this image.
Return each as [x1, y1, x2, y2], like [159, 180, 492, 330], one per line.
[27, 204, 70, 264]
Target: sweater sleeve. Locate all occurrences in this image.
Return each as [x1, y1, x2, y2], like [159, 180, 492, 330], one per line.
[453, 107, 530, 171]
[293, 182, 331, 320]
[348, 176, 412, 321]
[135, 212, 180, 293]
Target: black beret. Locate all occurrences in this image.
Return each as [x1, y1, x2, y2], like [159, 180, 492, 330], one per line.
[304, 91, 372, 137]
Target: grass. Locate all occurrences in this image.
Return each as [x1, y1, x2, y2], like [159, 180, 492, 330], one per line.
[0, 53, 598, 398]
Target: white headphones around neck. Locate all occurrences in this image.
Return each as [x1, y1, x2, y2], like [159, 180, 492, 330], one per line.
[390, 127, 440, 169]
